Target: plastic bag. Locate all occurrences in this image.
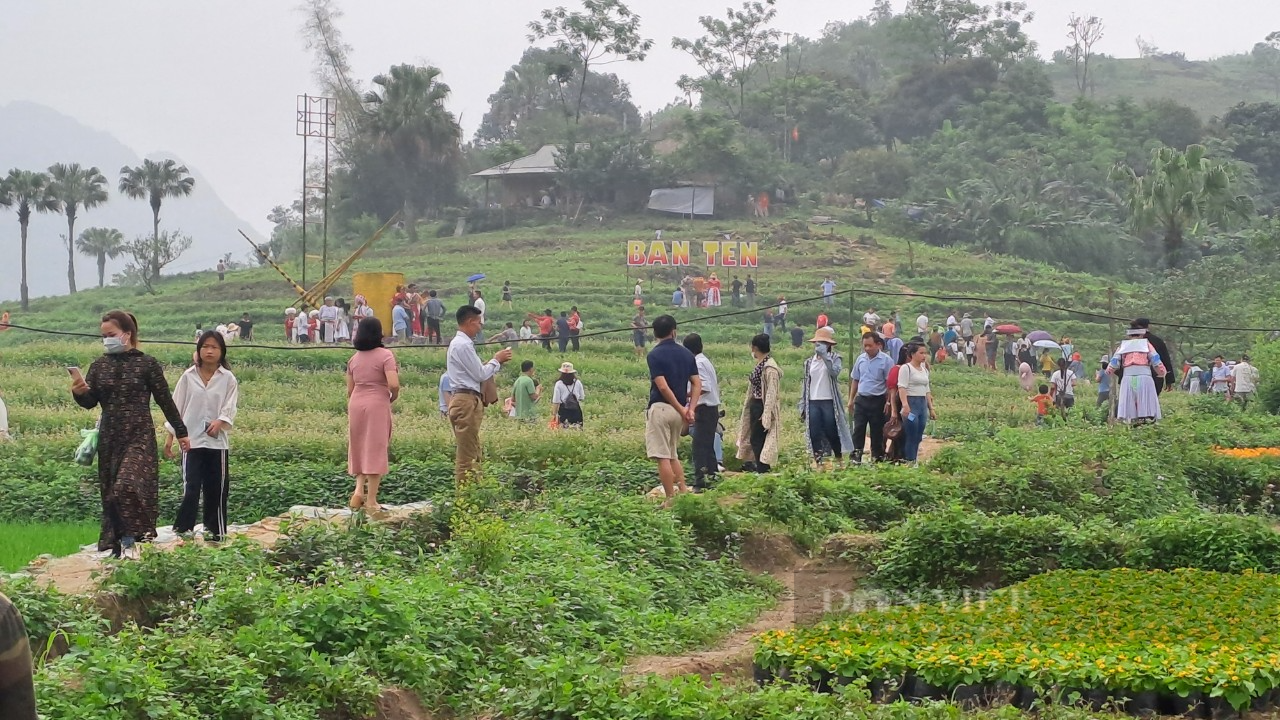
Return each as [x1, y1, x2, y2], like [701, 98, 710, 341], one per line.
[74, 427, 98, 466]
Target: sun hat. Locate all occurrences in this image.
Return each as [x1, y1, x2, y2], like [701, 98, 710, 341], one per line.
[285, 307, 297, 315]
[809, 327, 837, 345]
[558, 362, 577, 374]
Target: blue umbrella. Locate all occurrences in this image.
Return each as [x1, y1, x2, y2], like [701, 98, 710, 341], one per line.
[467, 273, 486, 283]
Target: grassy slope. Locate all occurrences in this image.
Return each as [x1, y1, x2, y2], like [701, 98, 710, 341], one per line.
[0, 522, 98, 571]
[0, 216, 1135, 350]
[1045, 54, 1279, 120]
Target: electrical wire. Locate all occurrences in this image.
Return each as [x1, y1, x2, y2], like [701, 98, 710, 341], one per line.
[1, 286, 1275, 351]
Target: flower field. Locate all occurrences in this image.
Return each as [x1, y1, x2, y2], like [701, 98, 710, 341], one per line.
[756, 568, 1280, 712]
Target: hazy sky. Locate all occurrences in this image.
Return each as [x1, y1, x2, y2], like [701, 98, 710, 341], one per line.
[3, 0, 1278, 235]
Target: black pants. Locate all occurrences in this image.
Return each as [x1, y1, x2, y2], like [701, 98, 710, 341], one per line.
[748, 398, 770, 472]
[776, 313, 787, 331]
[558, 334, 570, 352]
[175, 448, 229, 540]
[570, 330, 580, 351]
[692, 404, 719, 487]
[1004, 354, 1016, 373]
[853, 394, 888, 461]
[542, 335, 553, 351]
[426, 318, 441, 344]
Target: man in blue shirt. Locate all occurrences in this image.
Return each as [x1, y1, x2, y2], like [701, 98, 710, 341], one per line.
[391, 296, 411, 343]
[646, 315, 700, 505]
[847, 332, 895, 463]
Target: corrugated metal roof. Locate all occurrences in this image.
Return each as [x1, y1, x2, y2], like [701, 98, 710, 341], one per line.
[471, 144, 562, 178]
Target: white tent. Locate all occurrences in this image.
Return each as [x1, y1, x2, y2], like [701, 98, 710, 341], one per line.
[648, 187, 715, 216]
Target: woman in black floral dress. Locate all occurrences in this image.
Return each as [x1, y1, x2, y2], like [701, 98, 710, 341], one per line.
[72, 311, 189, 559]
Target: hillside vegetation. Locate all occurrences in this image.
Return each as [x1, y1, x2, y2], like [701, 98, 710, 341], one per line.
[0, 219, 1134, 350]
[1044, 54, 1280, 121]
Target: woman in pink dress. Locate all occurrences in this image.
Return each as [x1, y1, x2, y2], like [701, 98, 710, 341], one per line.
[347, 317, 400, 512]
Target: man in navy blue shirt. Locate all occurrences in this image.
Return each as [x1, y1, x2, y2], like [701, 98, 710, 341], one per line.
[646, 315, 700, 505]
[847, 332, 895, 464]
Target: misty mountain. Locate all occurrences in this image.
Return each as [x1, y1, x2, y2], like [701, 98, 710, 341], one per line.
[0, 101, 264, 303]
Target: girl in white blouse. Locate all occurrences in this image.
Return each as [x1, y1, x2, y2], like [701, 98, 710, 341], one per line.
[165, 331, 239, 541]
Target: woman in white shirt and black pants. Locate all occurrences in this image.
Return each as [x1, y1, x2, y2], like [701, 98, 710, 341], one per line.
[166, 331, 239, 542]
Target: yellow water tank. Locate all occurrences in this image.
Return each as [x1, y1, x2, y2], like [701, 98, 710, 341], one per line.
[353, 272, 405, 333]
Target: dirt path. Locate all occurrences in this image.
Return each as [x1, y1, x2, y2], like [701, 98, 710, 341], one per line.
[625, 534, 861, 684]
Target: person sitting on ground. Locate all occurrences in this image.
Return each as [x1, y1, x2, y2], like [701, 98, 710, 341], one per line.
[1030, 384, 1052, 426]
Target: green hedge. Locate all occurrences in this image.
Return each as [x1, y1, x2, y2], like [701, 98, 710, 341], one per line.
[0, 450, 658, 525]
[870, 507, 1280, 590]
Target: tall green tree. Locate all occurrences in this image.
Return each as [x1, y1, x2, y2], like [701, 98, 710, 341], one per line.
[362, 64, 462, 243]
[0, 169, 59, 309]
[75, 227, 125, 288]
[1113, 145, 1255, 268]
[117, 159, 195, 282]
[476, 47, 640, 146]
[527, 0, 653, 123]
[48, 163, 109, 294]
[672, 0, 780, 118]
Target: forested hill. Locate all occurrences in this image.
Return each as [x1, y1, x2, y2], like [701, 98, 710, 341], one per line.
[1043, 54, 1280, 121]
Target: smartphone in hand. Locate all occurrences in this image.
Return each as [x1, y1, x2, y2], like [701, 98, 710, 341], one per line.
[67, 366, 84, 384]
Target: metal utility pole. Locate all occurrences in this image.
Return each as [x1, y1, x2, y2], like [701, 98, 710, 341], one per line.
[296, 94, 337, 290]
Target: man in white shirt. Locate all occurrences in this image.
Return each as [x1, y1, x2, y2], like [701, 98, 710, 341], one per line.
[1210, 356, 1232, 395]
[473, 291, 487, 341]
[916, 313, 929, 337]
[446, 305, 513, 484]
[683, 333, 720, 491]
[318, 296, 341, 344]
[1231, 355, 1260, 408]
[863, 308, 881, 328]
[821, 278, 836, 307]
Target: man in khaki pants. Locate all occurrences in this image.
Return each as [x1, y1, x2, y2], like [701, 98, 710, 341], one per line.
[447, 305, 513, 485]
[645, 315, 700, 507]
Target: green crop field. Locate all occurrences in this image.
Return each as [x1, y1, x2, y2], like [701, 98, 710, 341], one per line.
[3, 220, 1280, 719]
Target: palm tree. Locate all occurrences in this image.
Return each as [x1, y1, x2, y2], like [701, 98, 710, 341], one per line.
[1113, 145, 1255, 268]
[117, 159, 195, 280]
[48, 163, 109, 294]
[0, 169, 59, 310]
[76, 227, 125, 288]
[363, 64, 462, 243]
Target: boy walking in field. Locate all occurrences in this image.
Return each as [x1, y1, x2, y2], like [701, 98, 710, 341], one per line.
[1030, 384, 1052, 426]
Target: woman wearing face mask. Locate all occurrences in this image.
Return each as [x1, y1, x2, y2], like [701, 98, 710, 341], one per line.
[800, 326, 853, 469]
[72, 311, 189, 559]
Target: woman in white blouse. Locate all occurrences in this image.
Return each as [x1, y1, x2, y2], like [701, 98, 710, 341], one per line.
[165, 331, 240, 541]
[551, 362, 585, 428]
[896, 343, 937, 465]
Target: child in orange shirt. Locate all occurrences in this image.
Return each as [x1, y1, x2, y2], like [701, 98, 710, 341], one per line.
[1030, 384, 1052, 426]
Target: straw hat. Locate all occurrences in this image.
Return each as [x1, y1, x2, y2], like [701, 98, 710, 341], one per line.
[809, 327, 837, 345]
[559, 362, 577, 374]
